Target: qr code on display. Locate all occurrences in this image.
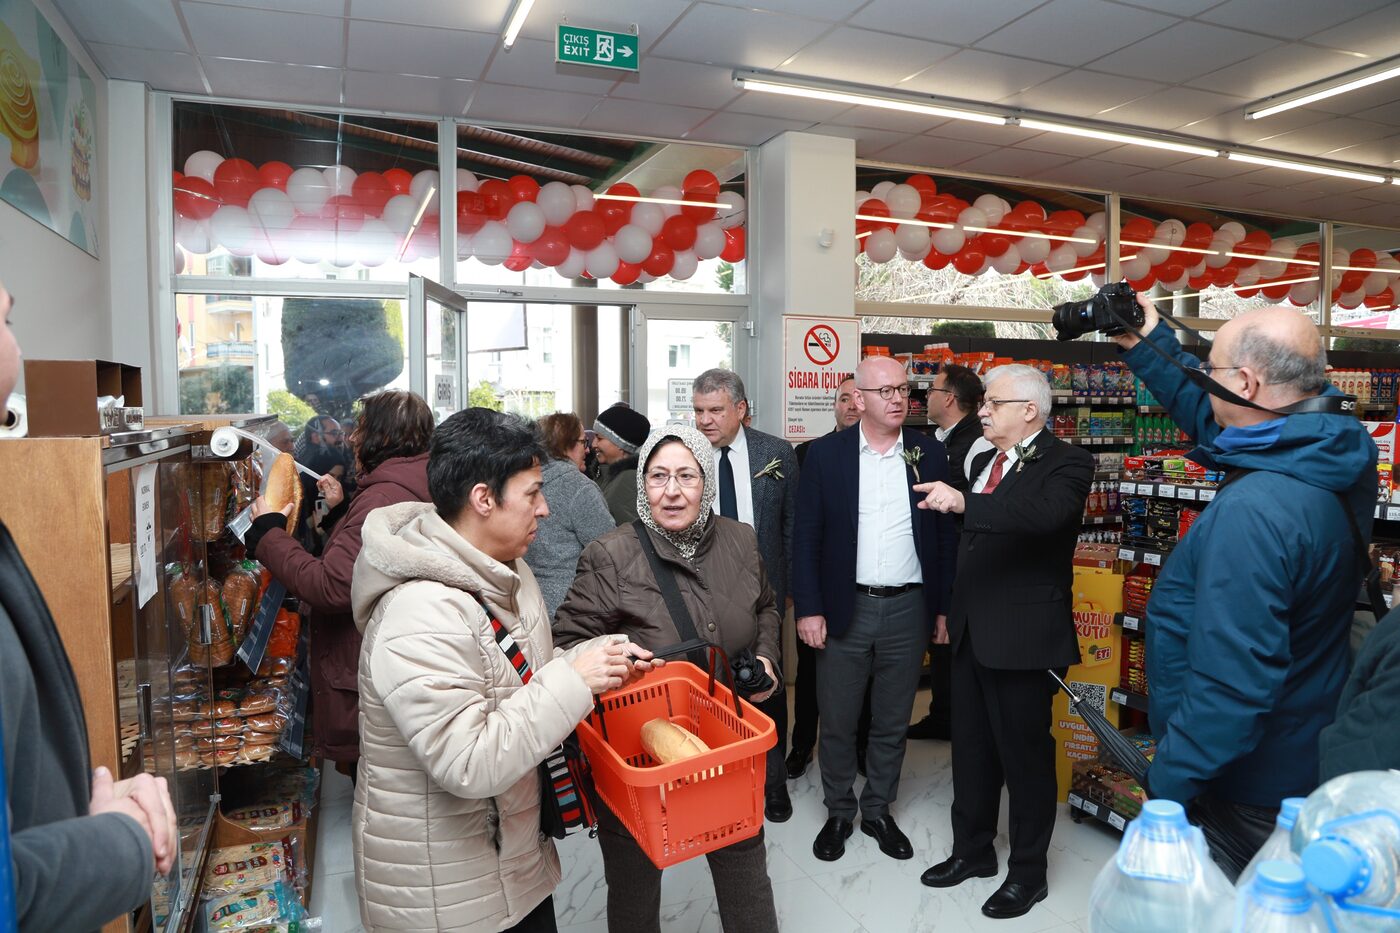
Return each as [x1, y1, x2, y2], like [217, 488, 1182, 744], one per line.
[1070, 681, 1107, 716]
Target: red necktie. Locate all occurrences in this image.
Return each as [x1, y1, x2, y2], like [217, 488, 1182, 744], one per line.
[982, 452, 1009, 493]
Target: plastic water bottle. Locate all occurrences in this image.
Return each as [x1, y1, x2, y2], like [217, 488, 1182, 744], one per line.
[1088, 799, 1234, 933]
[1238, 797, 1307, 891]
[1291, 770, 1400, 855]
[1301, 809, 1400, 931]
[1234, 861, 1333, 932]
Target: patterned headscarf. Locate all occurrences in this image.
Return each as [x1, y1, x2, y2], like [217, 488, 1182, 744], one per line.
[635, 424, 717, 560]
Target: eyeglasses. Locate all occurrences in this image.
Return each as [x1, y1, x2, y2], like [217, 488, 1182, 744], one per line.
[1194, 362, 1242, 376]
[981, 398, 1030, 409]
[644, 470, 703, 489]
[927, 386, 954, 396]
[573, 436, 587, 447]
[857, 383, 913, 399]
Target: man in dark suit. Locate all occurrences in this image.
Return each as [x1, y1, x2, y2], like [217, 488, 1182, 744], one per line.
[909, 363, 984, 742]
[916, 363, 1092, 920]
[793, 355, 957, 863]
[692, 368, 800, 822]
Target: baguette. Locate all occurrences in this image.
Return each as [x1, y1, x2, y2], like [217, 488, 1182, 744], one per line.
[263, 453, 301, 534]
[640, 718, 710, 764]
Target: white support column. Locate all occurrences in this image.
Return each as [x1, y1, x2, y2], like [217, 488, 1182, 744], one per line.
[107, 80, 155, 380]
[750, 132, 856, 435]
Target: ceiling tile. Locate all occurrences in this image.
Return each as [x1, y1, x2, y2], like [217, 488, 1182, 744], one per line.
[184, 0, 345, 14]
[1173, 178, 1276, 205]
[1094, 86, 1247, 130]
[874, 136, 1000, 169]
[485, 37, 626, 94]
[465, 83, 598, 128]
[183, 3, 343, 67]
[777, 27, 960, 87]
[201, 58, 343, 106]
[648, 3, 831, 70]
[1004, 70, 1169, 118]
[708, 0, 869, 20]
[923, 120, 1037, 147]
[958, 147, 1078, 177]
[516, 0, 693, 53]
[1342, 203, 1400, 226]
[1090, 21, 1281, 82]
[343, 70, 476, 116]
[1308, 5, 1400, 58]
[1320, 135, 1400, 167]
[350, 0, 512, 31]
[1013, 132, 1120, 158]
[86, 43, 207, 92]
[1109, 0, 1223, 13]
[1229, 165, 1380, 196]
[1196, 0, 1393, 41]
[826, 107, 947, 134]
[1303, 79, 1400, 120]
[1095, 145, 1195, 169]
[897, 49, 1069, 103]
[347, 20, 497, 80]
[850, 0, 1045, 46]
[1187, 43, 1376, 100]
[608, 58, 742, 112]
[1162, 154, 1271, 178]
[1355, 97, 1400, 128]
[1180, 104, 1334, 146]
[725, 89, 853, 123]
[686, 111, 812, 146]
[1251, 117, 1395, 158]
[1119, 168, 1219, 195]
[579, 98, 712, 138]
[1296, 192, 1390, 214]
[1032, 159, 1148, 190]
[976, 0, 1179, 68]
[53, 0, 192, 52]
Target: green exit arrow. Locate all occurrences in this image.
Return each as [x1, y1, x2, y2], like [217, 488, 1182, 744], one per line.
[556, 24, 639, 73]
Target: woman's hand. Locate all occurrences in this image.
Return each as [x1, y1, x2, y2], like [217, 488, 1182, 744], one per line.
[619, 643, 662, 683]
[317, 475, 344, 509]
[250, 495, 293, 520]
[571, 641, 637, 695]
[750, 656, 779, 704]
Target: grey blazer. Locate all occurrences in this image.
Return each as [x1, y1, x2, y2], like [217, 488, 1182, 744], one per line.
[742, 427, 800, 614]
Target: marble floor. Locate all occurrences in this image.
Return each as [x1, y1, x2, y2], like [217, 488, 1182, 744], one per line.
[310, 707, 1120, 932]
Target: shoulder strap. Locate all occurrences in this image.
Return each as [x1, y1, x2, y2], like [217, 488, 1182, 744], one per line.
[632, 521, 702, 648]
[470, 591, 535, 684]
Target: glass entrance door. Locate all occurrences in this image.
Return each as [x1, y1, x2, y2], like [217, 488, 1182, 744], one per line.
[410, 276, 470, 423]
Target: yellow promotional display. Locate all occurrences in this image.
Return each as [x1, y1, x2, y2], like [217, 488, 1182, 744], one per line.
[1052, 563, 1125, 800]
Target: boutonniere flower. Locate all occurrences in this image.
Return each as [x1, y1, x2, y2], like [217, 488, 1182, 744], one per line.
[1013, 441, 1042, 473]
[901, 447, 924, 482]
[754, 457, 784, 481]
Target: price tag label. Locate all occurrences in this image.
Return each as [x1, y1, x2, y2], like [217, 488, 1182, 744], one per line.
[1108, 812, 1127, 831]
[1137, 484, 1154, 496]
[1118, 547, 1134, 561]
[1122, 615, 1141, 632]
[1119, 482, 1134, 494]
[228, 504, 254, 543]
[1068, 793, 1084, 808]
[1087, 436, 1099, 445]
[1159, 484, 1177, 499]
[1144, 551, 1163, 567]
[1082, 800, 1100, 817]
[1111, 689, 1127, 706]
[1199, 489, 1216, 502]
[1178, 487, 1197, 501]
[1387, 506, 1400, 522]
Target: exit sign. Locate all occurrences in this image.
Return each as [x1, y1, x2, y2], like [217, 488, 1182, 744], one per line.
[556, 24, 638, 72]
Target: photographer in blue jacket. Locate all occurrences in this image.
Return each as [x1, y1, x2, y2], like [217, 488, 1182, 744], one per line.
[1112, 291, 1376, 879]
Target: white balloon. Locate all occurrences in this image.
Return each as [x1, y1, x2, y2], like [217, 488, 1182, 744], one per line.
[473, 221, 512, 265]
[324, 165, 357, 198]
[456, 168, 479, 192]
[1205, 237, 1232, 268]
[287, 167, 332, 216]
[976, 256, 994, 276]
[871, 181, 896, 201]
[1290, 281, 1320, 305]
[886, 184, 921, 220]
[1161, 275, 1189, 292]
[630, 202, 664, 237]
[456, 233, 473, 262]
[671, 249, 698, 281]
[614, 224, 653, 264]
[175, 217, 212, 255]
[716, 192, 746, 229]
[973, 194, 1006, 226]
[210, 205, 261, 257]
[183, 150, 224, 184]
[556, 248, 587, 279]
[329, 232, 357, 268]
[1156, 219, 1186, 246]
[957, 206, 988, 231]
[572, 184, 595, 213]
[653, 184, 683, 217]
[1142, 237, 1171, 266]
[694, 222, 725, 260]
[1189, 259, 1208, 277]
[1070, 226, 1101, 259]
[854, 191, 871, 210]
[1120, 255, 1150, 280]
[537, 181, 576, 226]
[991, 244, 1021, 275]
[1236, 265, 1261, 288]
[247, 187, 295, 231]
[1340, 289, 1365, 309]
[287, 222, 324, 265]
[1257, 256, 1287, 279]
[1019, 235, 1051, 264]
[1090, 272, 1107, 288]
[356, 219, 395, 268]
[865, 229, 897, 263]
[1217, 221, 1246, 244]
[1084, 212, 1107, 234]
[638, 272, 656, 284]
[1332, 246, 1350, 268]
[932, 227, 965, 255]
[174, 246, 186, 275]
[411, 170, 441, 215]
[899, 245, 932, 262]
[1046, 244, 1077, 273]
[1376, 253, 1400, 272]
[1364, 271, 1389, 296]
[586, 242, 620, 279]
[506, 201, 546, 244]
[894, 221, 931, 255]
[381, 194, 419, 236]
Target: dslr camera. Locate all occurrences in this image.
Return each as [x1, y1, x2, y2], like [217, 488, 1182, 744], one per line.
[731, 650, 775, 698]
[1051, 282, 1144, 341]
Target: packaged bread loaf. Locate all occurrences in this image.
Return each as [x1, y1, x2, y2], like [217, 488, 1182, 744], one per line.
[189, 579, 235, 667]
[640, 718, 710, 764]
[221, 563, 260, 643]
[197, 463, 231, 542]
[203, 842, 286, 898]
[170, 573, 201, 633]
[263, 453, 301, 534]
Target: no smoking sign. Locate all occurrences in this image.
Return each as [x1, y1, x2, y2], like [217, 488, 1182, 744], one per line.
[804, 324, 839, 365]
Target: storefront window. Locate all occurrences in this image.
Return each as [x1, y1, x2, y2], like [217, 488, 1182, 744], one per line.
[453, 126, 747, 295]
[1329, 223, 1400, 333]
[643, 319, 734, 426]
[172, 102, 440, 280]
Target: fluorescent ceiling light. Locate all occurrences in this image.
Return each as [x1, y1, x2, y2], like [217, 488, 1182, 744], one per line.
[596, 193, 721, 209]
[1018, 119, 1219, 158]
[735, 72, 1005, 125]
[1226, 152, 1388, 184]
[1247, 59, 1400, 119]
[502, 0, 535, 49]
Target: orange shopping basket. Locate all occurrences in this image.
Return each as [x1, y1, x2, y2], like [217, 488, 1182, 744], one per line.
[576, 639, 776, 869]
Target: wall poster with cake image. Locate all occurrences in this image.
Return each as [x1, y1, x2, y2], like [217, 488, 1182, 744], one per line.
[0, 0, 99, 257]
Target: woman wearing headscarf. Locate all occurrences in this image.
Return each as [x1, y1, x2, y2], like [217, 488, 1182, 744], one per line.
[553, 425, 781, 933]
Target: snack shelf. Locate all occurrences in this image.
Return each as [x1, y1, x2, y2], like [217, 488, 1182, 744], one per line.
[1374, 502, 1400, 522]
[1093, 470, 1121, 481]
[1051, 393, 1135, 405]
[1061, 435, 1135, 446]
[1067, 791, 1131, 832]
[1117, 612, 1146, 636]
[1082, 514, 1122, 525]
[1110, 687, 1151, 713]
[1116, 544, 1173, 567]
[1116, 479, 1218, 503]
[1137, 405, 1166, 414]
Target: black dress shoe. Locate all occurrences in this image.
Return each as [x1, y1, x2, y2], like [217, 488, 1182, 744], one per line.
[785, 746, 812, 780]
[906, 716, 951, 741]
[813, 816, 853, 861]
[981, 880, 1048, 919]
[765, 784, 792, 823]
[860, 814, 913, 860]
[920, 854, 999, 888]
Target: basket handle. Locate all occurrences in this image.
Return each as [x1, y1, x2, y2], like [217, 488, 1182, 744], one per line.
[592, 639, 743, 744]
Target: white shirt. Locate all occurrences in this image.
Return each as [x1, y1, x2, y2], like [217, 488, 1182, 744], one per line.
[855, 424, 922, 587]
[971, 429, 1045, 494]
[712, 425, 755, 528]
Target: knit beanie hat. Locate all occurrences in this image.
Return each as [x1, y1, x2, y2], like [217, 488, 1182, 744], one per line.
[593, 405, 651, 455]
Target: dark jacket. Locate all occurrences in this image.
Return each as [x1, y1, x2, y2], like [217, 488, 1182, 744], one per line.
[1123, 323, 1377, 807]
[597, 457, 639, 526]
[0, 522, 153, 932]
[950, 432, 1093, 670]
[255, 453, 430, 762]
[1319, 610, 1400, 781]
[739, 427, 800, 609]
[553, 516, 782, 671]
[792, 425, 957, 640]
[940, 412, 983, 494]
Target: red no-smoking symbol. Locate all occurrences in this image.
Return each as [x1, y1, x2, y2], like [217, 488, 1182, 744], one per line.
[804, 325, 839, 365]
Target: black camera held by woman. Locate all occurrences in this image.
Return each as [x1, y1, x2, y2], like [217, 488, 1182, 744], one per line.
[731, 650, 775, 698]
[1051, 281, 1145, 341]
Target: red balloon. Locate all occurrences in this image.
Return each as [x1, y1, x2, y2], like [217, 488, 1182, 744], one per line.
[1341, 271, 1366, 292]
[952, 248, 985, 276]
[906, 174, 937, 202]
[1159, 263, 1186, 283]
[1049, 210, 1086, 229]
[982, 234, 1011, 257]
[1184, 222, 1214, 250]
[1127, 275, 1156, 291]
[457, 191, 489, 235]
[642, 242, 675, 277]
[682, 169, 720, 199]
[383, 168, 414, 195]
[508, 174, 540, 203]
[1013, 201, 1046, 222]
[720, 227, 746, 262]
[1295, 242, 1321, 260]
[1373, 288, 1396, 309]
[352, 172, 393, 217]
[661, 214, 698, 251]
[1063, 269, 1088, 282]
[1016, 262, 1031, 275]
[1029, 262, 1050, 277]
[680, 187, 718, 222]
[504, 242, 534, 272]
[531, 227, 572, 267]
[1120, 217, 1156, 244]
[599, 201, 630, 236]
[923, 249, 952, 270]
[1350, 248, 1377, 269]
[258, 161, 293, 191]
[174, 176, 220, 220]
[1188, 274, 1211, 290]
[407, 217, 439, 262]
[1210, 266, 1237, 287]
[1236, 287, 1260, 299]
[612, 260, 641, 285]
[173, 170, 184, 184]
[212, 158, 260, 208]
[857, 198, 893, 236]
[1262, 283, 1290, 301]
[478, 179, 513, 220]
[320, 195, 365, 234]
[565, 211, 607, 251]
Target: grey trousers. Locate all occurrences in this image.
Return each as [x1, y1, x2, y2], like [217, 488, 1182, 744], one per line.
[816, 588, 927, 821]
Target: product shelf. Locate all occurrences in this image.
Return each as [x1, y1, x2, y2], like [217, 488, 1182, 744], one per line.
[1052, 393, 1135, 406]
[1082, 514, 1122, 525]
[1110, 687, 1150, 713]
[1116, 479, 1218, 503]
[1061, 435, 1134, 446]
[1116, 544, 1173, 567]
[1067, 791, 1131, 832]
[1116, 612, 1146, 636]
